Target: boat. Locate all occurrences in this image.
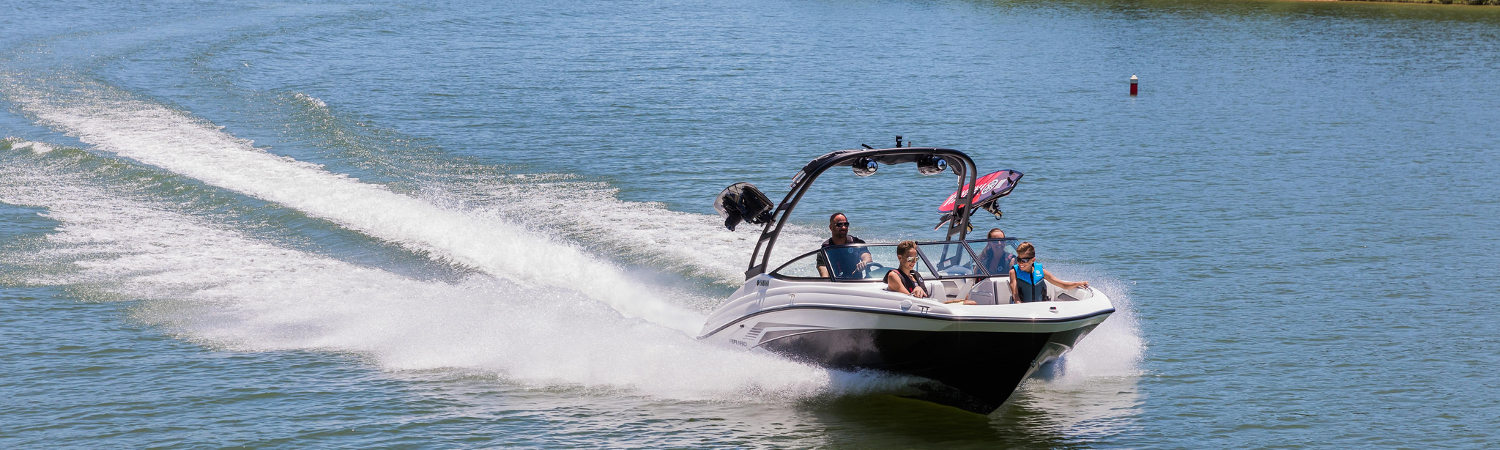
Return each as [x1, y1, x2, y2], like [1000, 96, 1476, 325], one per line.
[701, 143, 1115, 414]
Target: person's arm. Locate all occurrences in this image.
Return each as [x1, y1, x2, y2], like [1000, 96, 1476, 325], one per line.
[1043, 270, 1089, 290]
[856, 249, 872, 270]
[886, 270, 910, 295]
[818, 265, 831, 277]
[1008, 268, 1020, 304]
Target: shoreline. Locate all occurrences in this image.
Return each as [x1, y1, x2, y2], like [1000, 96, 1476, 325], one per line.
[1308, 0, 1500, 5]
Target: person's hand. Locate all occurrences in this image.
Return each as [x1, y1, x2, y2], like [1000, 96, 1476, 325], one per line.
[1075, 281, 1090, 289]
[914, 287, 928, 298]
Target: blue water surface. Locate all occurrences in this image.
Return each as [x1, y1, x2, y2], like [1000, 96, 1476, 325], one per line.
[3, 0, 1498, 446]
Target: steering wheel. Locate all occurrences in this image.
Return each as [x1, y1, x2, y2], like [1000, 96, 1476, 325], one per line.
[861, 262, 887, 279]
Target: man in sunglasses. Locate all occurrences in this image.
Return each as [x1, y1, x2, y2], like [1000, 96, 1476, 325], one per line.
[816, 212, 872, 278]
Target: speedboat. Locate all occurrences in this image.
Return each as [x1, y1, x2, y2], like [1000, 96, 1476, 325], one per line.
[702, 143, 1114, 414]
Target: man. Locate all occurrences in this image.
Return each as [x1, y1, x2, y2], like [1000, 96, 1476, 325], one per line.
[975, 228, 1014, 275]
[816, 212, 873, 278]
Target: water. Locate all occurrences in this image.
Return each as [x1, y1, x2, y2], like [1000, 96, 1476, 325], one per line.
[2, 0, 1497, 446]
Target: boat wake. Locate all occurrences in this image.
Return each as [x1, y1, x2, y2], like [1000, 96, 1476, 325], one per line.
[0, 71, 1143, 408]
[0, 140, 916, 402]
[8, 78, 712, 332]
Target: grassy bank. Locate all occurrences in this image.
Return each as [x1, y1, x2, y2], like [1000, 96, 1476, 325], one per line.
[1343, 0, 1499, 4]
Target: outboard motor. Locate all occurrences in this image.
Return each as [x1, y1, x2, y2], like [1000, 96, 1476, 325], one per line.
[715, 182, 775, 231]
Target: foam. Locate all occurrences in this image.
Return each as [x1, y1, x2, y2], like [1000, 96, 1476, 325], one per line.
[0, 154, 914, 402]
[476, 178, 825, 288]
[262, 91, 823, 287]
[291, 92, 329, 110]
[10, 83, 707, 334]
[2, 137, 54, 154]
[1031, 267, 1147, 382]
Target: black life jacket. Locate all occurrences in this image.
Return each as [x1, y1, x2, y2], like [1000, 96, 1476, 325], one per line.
[897, 269, 925, 294]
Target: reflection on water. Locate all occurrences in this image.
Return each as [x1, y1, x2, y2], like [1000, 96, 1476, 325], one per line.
[1008, 366, 1146, 442]
[374, 360, 1144, 447]
[807, 395, 1062, 447]
[797, 368, 1143, 447]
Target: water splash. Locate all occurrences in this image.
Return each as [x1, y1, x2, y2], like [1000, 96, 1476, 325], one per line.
[2, 137, 54, 154]
[9, 79, 706, 333]
[0, 150, 908, 402]
[1051, 272, 1146, 381]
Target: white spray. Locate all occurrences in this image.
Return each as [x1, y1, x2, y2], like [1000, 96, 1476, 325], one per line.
[0, 153, 916, 401]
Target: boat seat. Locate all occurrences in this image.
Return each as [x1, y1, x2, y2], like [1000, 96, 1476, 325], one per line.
[929, 279, 975, 303]
[923, 280, 946, 301]
[967, 278, 1013, 305]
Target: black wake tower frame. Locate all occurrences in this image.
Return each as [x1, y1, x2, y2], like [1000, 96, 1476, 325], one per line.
[721, 144, 982, 281]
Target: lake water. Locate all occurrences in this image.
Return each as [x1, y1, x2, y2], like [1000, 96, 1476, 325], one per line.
[3, 0, 1498, 447]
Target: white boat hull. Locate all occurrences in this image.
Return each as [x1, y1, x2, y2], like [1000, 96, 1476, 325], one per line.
[699, 274, 1114, 413]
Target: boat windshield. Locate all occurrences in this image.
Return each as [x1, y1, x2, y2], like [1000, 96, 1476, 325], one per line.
[770, 238, 1023, 281]
[966, 237, 1020, 276]
[919, 242, 978, 277]
[772, 244, 919, 281]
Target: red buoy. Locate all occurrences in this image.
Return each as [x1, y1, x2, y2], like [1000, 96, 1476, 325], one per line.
[1130, 74, 1139, 96]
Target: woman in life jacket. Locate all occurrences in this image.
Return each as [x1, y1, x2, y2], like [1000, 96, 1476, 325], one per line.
[887, 241, 977, 304]
[886, 241, 929, 298]
[1008, 242, 1090, 303]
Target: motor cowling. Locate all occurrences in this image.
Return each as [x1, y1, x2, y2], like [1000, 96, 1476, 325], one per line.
[715, 182, 775, 231]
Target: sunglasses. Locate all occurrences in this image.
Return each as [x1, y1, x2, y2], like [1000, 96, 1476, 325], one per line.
[1017, 256, 1034, 263]
[905, 256, 918, 263]
[833, 222, 849, 228]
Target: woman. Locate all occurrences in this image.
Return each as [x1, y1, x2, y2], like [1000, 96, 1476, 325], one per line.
[887, 241, 977, 304]
[974, 228, 1014, 275]
[1009, 242, 1089, 303]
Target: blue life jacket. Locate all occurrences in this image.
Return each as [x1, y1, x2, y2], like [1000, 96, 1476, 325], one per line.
[1012, 262, 1048, 302]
